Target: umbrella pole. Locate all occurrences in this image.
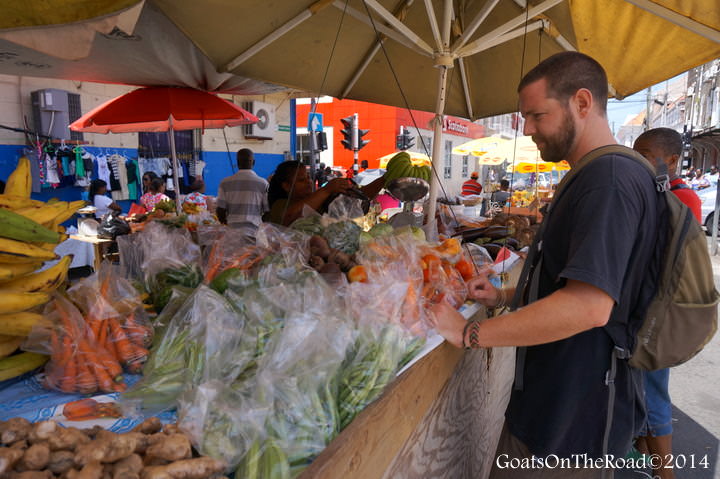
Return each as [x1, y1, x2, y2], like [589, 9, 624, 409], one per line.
[167, 119, 182, 214]
[425, 64, 449, 238]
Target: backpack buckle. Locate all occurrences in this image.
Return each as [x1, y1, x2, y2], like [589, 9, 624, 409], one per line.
[655, 174, 670, 193]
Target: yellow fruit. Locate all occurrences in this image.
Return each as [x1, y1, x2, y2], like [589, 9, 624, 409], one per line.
[0, 352, 48, 381]
[49, 201, 86, 226]
[0, 311, 43, 336]
[15, 202, 69, 225]
[0, 262, 43, 282]
[0, 194, 43, 210]
[5, 157, 31, 198]
[0, 237, 58, 264]
[0, 335, 24, 359]
[0, 291, 50, 314]
[1, 255, 72, 293]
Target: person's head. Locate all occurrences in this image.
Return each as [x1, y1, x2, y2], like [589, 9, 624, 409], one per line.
[189, 179, 205, 193]
[325, 167, 332, 174]
[711, 165, 718, 174]
[518, 52, 609, 164]
[267, 161, 312, 206]
[237, 148, 254, 169]
[142, 171, 158, 191]
[470, 172, 479, 180]
[499, 179, 510, 191]
[696, 168, 703, 178]
[318, 162, 326, 171]
[89, 179, 107, 198]
[633, 128, 683, 177]
[149, 178, 164, 194]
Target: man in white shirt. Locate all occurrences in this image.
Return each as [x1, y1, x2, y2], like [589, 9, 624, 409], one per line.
[216, 149, 268, 231]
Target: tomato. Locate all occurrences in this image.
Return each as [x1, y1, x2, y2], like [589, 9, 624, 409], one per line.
[454, 258, 475, 281]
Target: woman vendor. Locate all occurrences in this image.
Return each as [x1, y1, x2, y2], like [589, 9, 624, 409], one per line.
[89, 179, 122, 219]
[265, 161, 385, 226]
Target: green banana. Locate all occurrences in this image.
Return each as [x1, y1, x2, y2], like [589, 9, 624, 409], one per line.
[0, 352, 48, 381]
[0, 207, 62, 244]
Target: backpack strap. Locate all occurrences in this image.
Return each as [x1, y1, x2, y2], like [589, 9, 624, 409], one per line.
[670, 182, 690, 191]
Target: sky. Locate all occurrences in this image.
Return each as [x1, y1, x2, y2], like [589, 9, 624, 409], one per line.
[606, 73, 688, 135]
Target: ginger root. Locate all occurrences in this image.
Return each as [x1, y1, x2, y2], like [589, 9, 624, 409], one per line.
[131, 418, 161, 436]
[112, 454, 143, 479]
[28, 421, 57, 444]
[47, 427, 90, 451]
[75, 433, 137, 465]
[48, 450, 75, 474]
[66, 461, 103, 479]
[142, 457, 226, 479]
[0, 447, 24, 474]
[20, 443, 50, 470]
[8, 471, 53, 479]
[0, 417, 31, 445]
[144, 435, 191, 463]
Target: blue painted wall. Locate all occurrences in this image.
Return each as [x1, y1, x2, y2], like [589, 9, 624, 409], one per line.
[0, 144, 285, 213]
[202, 151, 284, 194]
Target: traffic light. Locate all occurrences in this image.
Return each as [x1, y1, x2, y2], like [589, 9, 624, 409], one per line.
[357, 128, 370, 150]
[396, 126, 414, 150]
[340, 115, 355, 151]
[316, 131, 328, 151]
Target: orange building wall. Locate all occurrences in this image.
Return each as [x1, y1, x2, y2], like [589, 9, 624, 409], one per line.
[296, 99, 484, 170]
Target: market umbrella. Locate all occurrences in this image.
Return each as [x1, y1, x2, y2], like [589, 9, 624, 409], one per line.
[452, 137, 508, 157]
[485, 136, 570, 172]
[70, 86, 258, 212]
[377, 150, 431, 168]
[147, 0, 719, 223]
[5, 1, 720, 223]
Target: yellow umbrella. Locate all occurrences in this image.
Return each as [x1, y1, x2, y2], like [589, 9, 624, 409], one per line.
[378, 151, 431, 168]
[452, 137, 509, 157]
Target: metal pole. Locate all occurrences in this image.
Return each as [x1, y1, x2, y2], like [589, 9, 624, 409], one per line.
[309, 98, 318, 190]
[425, 65, 449, 231]
[353, 113, 359, 174]
[712, 177, 719, 255]
[167, 118, 182, 215]
[645, 86, 652, 131]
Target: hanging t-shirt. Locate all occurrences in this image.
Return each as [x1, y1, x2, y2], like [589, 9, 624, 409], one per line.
[95, 155, 111, 187]
[110, 155, 130, 200]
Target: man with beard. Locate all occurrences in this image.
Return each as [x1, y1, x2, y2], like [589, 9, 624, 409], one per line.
[429, 51, 661, 478]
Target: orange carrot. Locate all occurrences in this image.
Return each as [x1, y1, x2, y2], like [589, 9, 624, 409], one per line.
[124, 312, 153, 348]
[78, 339, 114, 393]
[61, 352, 78, 393]
[95, 345, 123, 380]
[74, 358, 98, 395]
[109, 317, 147, 365]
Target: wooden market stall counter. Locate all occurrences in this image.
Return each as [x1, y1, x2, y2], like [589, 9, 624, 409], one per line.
[299, 303, 516, 479]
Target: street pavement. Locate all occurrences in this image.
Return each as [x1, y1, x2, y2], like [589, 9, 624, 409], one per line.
[618, 237, 720, 479]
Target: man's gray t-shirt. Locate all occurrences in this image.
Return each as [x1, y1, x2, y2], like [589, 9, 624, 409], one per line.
[216, 169, 269, 228]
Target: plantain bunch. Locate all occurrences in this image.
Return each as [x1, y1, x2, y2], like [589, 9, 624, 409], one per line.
[0, 157, 85, 380]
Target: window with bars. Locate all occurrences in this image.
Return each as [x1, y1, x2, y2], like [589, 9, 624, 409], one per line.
[462, 156, 469, 177]
[67, 93, 84, 142]
[444, 140, 452, 179]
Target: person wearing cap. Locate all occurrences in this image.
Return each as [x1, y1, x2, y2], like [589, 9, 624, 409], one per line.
[461, 171, 482, 196]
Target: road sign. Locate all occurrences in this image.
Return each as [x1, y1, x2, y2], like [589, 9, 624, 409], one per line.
[308, 113, 323, 133]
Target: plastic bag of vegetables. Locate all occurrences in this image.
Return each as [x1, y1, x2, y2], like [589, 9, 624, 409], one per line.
[122, 286, 246, 414]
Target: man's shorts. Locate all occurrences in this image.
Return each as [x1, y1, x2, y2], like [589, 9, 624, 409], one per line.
[641, 368, 673, 437]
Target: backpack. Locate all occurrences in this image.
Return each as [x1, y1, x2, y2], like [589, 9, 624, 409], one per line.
[512, 144, 719, 372]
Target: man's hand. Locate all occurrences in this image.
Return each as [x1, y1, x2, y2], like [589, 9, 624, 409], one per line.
[427, 299, 467, 348]
[466, 269, 501, 307]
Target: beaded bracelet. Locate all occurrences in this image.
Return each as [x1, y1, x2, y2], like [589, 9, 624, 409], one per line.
[462, 319, 482, 350]
[495, 288, 507, 310]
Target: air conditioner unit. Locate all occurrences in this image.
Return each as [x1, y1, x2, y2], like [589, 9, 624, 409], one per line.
[31, 89, 71, 140]
[242, 101, 276, 140]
